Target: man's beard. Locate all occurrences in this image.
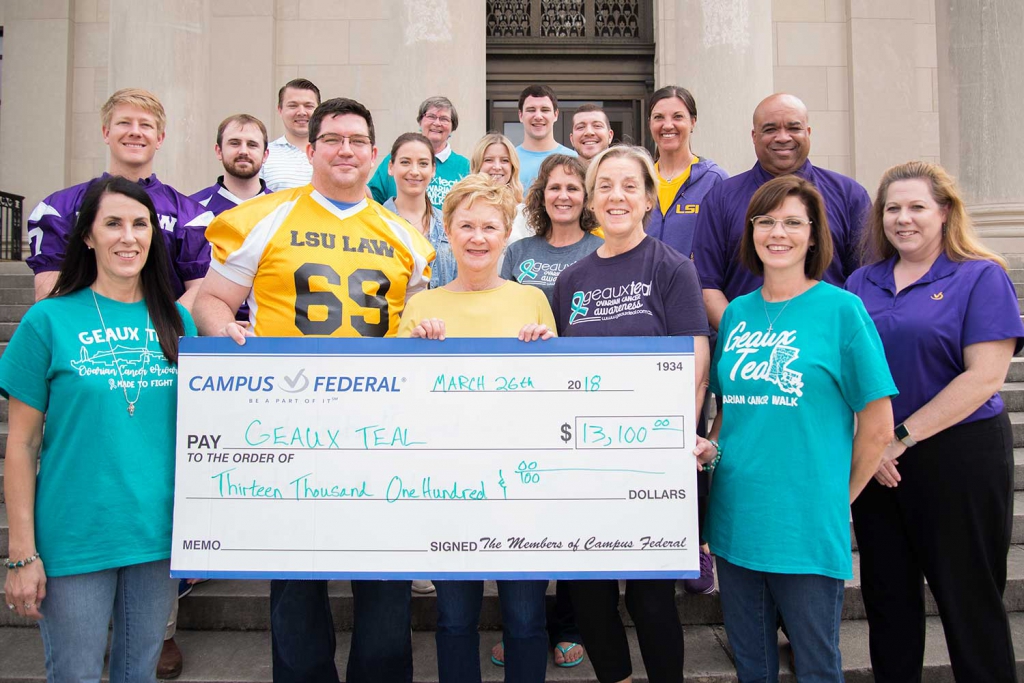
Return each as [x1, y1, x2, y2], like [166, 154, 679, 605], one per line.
[225, 158, 261, 180]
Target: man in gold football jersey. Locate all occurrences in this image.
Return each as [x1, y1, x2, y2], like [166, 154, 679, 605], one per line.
[194, 98, 434, 683]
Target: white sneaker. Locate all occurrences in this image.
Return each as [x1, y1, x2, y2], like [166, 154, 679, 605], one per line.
[411, 580, 436, 594]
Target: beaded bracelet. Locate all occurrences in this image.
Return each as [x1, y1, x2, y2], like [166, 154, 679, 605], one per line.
[702, 440, 723, 472]
[4, 553, 41, 570]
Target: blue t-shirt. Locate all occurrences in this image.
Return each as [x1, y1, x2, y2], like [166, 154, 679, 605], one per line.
[708, 282, 896, 580]
[0, 289, 196, 576]
[846, 253, 1024, 425]
[515, 143, 578, 194]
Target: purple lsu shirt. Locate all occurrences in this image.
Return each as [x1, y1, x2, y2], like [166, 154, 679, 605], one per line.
[189, 176, 272, 217]
[26, 174, 213, 298]
[845, 253, 1024, 425]
[691, 160, 871, 301]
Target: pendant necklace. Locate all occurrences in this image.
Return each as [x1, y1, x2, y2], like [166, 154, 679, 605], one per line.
[92, 289, 149, 417]
[762, 292, 793, 335]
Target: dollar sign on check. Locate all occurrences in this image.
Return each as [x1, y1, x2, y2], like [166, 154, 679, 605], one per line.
[560, 423, 573, 443]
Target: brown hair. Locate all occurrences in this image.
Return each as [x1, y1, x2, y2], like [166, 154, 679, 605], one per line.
[101, 88, 166, 136]
[278, 79, 321, 107]
[524, 154, 598, 239]
[216, 114, 268, 150]
[470, 133, 524, 203]
[442, 173, 517, 238]
[389, 132, 437, 236]
[864, 160, 1006, 270]
[740, 175, 834, 280]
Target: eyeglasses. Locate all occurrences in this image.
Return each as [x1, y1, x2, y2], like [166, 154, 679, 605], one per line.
[314, 134, 373, 150]
[422, 113, 453, 125]
[751, 216, 812, 231]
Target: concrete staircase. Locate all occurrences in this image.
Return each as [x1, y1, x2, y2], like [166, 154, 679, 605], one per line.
[2, 258, 1024, 682]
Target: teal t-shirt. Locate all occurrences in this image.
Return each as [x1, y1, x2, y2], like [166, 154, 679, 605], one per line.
[708, 282, 896, 580]
[368, 149, 471, 209]
[0, 289, 196, 577]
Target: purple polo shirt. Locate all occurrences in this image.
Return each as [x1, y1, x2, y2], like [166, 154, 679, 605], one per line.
[190, 176, 272, 217]
[846, 253, 1024, 425]
[26, 173, 213, 298]
[691, 160, 871, 301]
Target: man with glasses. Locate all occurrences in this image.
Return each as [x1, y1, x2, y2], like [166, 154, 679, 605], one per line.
[692, 93, 871, 330]
[367, 95, 470, 208]
[194, 98, 434, 683]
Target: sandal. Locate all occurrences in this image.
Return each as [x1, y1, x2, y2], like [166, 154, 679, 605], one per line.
[490, 640, 505, 667]
[554, 642, 585, 668]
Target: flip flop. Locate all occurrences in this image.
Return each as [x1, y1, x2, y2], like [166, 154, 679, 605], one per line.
[490, 640, 505, 667]
[554, 642, 585, 668]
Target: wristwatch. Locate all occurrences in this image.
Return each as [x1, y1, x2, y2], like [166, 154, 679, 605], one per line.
[894, 422, 917, 448]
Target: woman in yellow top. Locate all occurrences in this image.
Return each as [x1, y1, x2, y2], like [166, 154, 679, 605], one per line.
[397, 173, 553, 683]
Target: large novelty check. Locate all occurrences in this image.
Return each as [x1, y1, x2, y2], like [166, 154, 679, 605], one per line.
[170, 336, 699, 580]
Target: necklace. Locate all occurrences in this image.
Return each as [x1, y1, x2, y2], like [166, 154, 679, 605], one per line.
[762, 292, 793, 335]
[92, 289, 150, 417]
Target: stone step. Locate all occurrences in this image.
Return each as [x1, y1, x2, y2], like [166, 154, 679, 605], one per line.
[2, 613, 1024, 682]
[0, 306, 31, 323]
[6, 545, 1024, 630]
[1012, 412, 1024, 448]
[0, 323, 19, 343]
[1006, 383, 1024, 412]
[0, 289, 33, 305]
[0, 274, 33, 290]
[0, 262, 32, 275]
[1009, 359, 1024, 383]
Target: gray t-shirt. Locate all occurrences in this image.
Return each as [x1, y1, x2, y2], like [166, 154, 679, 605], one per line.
[500, 232, 603, 305]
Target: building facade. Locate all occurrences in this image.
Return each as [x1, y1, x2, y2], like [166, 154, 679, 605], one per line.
[0, 0, 1019, 251]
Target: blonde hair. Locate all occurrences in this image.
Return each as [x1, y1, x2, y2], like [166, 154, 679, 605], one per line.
[442, 173, 518, 238]
[584, 145, 659, 227]
[101, 88, 167, 136]
[470, 133, 524, 203]
[866, 160, 1006, 270]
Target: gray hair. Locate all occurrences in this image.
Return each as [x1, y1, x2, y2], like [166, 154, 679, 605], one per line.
[417, 96, 459, 132]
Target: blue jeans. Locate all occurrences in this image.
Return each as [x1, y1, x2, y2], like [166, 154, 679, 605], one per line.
[435, 580, 547, 683]
[37, 559, 176, 683]
[717, 557, 844, 683]
[270, 579, 412, 683]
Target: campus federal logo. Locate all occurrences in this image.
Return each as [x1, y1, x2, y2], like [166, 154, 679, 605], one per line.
[186, 369, 402, 394]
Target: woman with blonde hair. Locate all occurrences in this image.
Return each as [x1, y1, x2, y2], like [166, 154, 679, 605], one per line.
[846, 160, 1023, 682]
[470, 133, 531, 247]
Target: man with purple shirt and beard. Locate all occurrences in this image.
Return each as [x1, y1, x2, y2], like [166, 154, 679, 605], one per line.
[26, 88, 213, 308]
[692, 93, 871, 331]
[191, 114, 272, 215]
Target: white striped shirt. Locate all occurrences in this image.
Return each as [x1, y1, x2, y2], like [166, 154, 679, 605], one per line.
[260, 136, 312, 192]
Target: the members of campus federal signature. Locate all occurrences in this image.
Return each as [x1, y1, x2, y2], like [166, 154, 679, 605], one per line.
[846, 161, 1024, 683]
[645, 86, 728, 260]
[369, 96, 471, 209]
[383, 132, 457, 289]
[515, 85, 578, 191]
[398, 172, 555, 683]
[194, 97, 434, 683]
[190, 114, 273, 215]
[694, 175, 896, 682]
[26, 88, 213, 307]
[261, 79, 320, 192]
[552, 145, 710, 683]
[1, 176, 196, 683]
[692, 93, 871, 331]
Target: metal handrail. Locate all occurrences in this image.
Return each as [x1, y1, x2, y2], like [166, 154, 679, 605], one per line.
[0, 191, 25, 261]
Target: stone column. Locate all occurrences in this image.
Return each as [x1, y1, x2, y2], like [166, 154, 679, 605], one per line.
[657, 0, 774, 176]
[936, 0, 1024, 253]
[0, 0, 74, 213]
[107, 0, 211, 193]
[847, 0, 919, 194]
[391, 0, 487, 158]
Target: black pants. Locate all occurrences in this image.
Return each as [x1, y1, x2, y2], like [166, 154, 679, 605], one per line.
[851, 411, 1017, 683]
[568, 579, 683, 682]
[547, 580, 582, 646]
